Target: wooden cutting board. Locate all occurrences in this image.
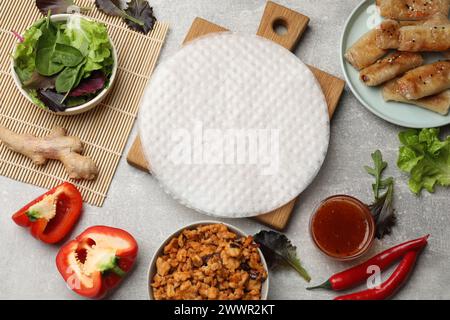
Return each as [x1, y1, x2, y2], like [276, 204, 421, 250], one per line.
[127, 1, 345, 230]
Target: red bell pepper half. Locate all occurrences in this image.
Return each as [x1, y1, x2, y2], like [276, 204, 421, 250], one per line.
[12, 182, 82, 244]
[56, 226, 138, 299]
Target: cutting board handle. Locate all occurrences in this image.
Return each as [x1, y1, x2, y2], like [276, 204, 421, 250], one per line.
[257, 1, 310, 52]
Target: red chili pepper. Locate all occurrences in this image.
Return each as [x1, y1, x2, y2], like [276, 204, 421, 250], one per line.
[56, 226, 138, 299]
[334, 250, 419, 300]
[12, 182, 83, 244]
[307, 235, 428, 291]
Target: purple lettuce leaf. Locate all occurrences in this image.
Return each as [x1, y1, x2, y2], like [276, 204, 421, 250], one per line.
[69, 71, 106, 97]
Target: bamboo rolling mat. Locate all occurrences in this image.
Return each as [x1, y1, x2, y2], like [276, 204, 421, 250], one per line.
[0, 0, 168, 206]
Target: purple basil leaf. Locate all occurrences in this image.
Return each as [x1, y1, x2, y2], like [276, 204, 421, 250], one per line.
[95, 0, 156, 34]
[125, 0, 156, 34]
[253, 230, 311, 282]
[95, 0, 125, 17]
[69, 71, 106, 97]
[36, 0, 75, 15]
[38, 89, 67, 112]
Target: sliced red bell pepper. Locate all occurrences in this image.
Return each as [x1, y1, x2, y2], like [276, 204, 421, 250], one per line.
[56, 226, 138, 299]
[12, 182, 82, 244]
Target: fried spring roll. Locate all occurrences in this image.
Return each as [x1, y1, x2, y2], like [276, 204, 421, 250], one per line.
[421, 13, 450, 26]
[345, 29, 388, 70]
[360, 52, 423, 86]
[396, 61, 450, 100]
[376, 20, 401, 49]
[383, 79, 450, 115]
[398, 14, 450, 26]
[398, 21, 424, 27]
[376, 0, 450, 21]
[377, 16, 450, 51]
[398, 24, 450, 51]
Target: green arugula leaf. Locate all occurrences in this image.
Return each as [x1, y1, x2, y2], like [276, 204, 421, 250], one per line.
[254, 230, 311, 282]
[364, 150, 388, 200]
[365, 150, 396, 239]
[398, 128, 450, 194]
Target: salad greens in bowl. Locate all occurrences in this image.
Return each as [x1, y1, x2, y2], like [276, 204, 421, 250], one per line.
[11, 13, 117, 115]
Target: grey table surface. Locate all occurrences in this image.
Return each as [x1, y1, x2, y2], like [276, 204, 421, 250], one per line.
[1, 0, 449, 300]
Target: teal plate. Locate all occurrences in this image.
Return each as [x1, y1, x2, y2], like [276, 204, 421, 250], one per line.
[340, 0, 450, 128]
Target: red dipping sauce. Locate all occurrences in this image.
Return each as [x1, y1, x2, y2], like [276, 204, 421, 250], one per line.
[310, 195, 375, 260]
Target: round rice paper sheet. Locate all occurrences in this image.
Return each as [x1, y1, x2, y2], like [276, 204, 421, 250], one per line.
[139, 33, 329, 218]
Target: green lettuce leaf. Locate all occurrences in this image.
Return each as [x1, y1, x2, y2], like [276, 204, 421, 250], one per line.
[64, 15, 113, 79]
[13, 25, 43, 82]
[397, 128, 450, 194]
[28, 89, 47, 109]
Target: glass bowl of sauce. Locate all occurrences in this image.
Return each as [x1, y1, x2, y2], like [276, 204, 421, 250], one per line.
[310, 195, 375, 261]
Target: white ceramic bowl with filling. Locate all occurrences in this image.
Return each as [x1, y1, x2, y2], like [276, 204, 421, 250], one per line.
[148, 221, 270, 300]
[11, 14, 118, 116]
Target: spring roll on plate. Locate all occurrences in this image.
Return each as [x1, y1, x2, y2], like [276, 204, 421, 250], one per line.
[376, 16, 450, 51]
[345, 29, 388, 70]
[398, 24, 450, 51]
[360, 52, 423, 86]
[396, 14, 450, 27]
[376, 20, 401, 49]
[396, 61, 450, 100]
[376, 0, 450, 21]
[421, 13, 450, 26]
[383, 79, 450, 115]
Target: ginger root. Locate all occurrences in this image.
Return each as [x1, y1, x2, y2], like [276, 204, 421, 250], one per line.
[0, 126, 98, 180]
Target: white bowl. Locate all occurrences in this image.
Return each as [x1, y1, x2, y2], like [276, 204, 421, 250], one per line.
[148, 221, 270, 300]
[11, 14, 118, 116]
